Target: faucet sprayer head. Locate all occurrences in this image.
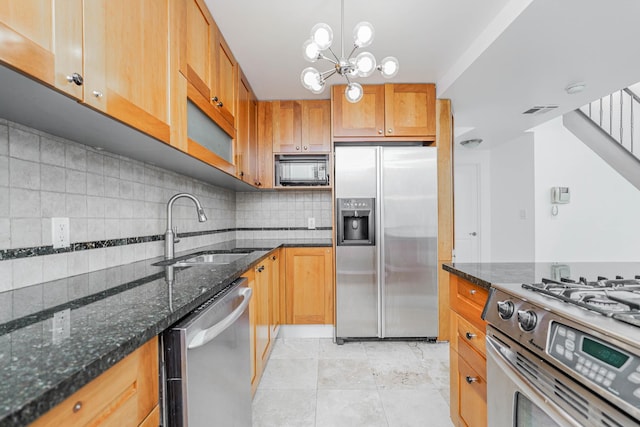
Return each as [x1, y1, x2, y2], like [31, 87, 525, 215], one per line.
[197, 208, 207, 222]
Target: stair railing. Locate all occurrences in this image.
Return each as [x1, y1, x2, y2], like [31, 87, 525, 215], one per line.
[580, 87, 640, 160]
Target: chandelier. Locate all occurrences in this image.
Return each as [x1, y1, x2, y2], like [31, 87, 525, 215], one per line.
[300, 0, 399, 103]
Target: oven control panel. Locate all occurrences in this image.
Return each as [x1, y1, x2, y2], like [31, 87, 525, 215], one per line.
[549, 322, 640, 406]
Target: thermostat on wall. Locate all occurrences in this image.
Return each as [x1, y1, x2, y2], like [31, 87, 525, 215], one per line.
[551, 187, 570, 204]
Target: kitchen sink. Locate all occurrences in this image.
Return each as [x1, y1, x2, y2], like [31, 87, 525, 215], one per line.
[152, 250, 253, 267]
[173, 253, 249, 266]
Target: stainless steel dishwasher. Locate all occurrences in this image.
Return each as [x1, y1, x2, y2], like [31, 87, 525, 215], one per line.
[163, 278, 252, 426]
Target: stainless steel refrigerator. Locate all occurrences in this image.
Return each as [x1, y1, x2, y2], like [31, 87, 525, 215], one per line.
[335, 146, 438, 341]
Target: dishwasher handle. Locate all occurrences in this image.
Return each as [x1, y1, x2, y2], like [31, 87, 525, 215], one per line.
[188, 287, 253, 350]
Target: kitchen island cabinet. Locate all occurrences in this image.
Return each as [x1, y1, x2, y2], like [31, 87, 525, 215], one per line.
[449, 273, 488, 427]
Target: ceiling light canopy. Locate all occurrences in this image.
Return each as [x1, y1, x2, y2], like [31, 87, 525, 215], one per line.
[300, 0, 399, 103]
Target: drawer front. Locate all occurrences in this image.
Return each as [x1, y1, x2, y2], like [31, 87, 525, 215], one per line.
[458, 355, 487, 427]
[451, 276, 489, 330]
[31, 337, 158, 427]
[457, 313, 486, 357]
[457, 336, 486, 381]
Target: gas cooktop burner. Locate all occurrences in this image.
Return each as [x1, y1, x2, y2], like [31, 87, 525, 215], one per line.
[523, 275, 640, 322]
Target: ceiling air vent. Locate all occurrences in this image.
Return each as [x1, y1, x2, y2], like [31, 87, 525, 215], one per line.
[522, 105, 559, 115]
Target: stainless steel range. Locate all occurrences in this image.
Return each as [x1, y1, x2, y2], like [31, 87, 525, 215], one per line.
[484, 275, 640, 426]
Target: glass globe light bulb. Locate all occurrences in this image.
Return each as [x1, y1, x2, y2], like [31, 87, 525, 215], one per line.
[355, 52, 376, 77]
[379, 56, 399, 78]
[345, 82, 364, 103]
[300, 67, 321, 90]
[302, 39, 320, 62]
[311, 23, 333, 50]
[310, 80, 325, 94]
[353, 22, 374, 47]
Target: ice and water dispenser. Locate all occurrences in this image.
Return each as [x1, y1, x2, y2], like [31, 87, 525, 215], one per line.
[336, 198, 375, 246]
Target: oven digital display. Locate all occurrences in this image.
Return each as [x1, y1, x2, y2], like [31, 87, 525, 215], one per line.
[582, 337, 629, 369]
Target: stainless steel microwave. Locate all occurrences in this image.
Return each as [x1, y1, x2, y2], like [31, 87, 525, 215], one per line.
[275, 155, 329, 186]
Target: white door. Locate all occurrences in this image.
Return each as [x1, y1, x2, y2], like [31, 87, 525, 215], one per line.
[454, 163, 480, 262]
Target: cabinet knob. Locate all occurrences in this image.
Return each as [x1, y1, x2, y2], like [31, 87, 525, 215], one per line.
[388, 128, 393, 134]
[212, 96, 219, 102]
[378, 129, 383, 134]
[73, 401, 82, 412]
[66, 73, 84, 86]
[257, 265, 264, 272]
[296, 146, 300, 150]
[217, 102, 223, 107]
[92, 90, 103, 98]
[239, 171, 244, 177]
[303, 146, 308, 150]
[272, 255, 276, 261]
[465, 376, 478, 384]
[465, 332, 476, 340]
[469, 289, 477, 295]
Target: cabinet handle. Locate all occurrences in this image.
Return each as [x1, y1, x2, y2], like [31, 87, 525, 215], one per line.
[470, 289, 477, 295]
[212, 96, 219, 102]
[92, 90, 103, 98]
[239, 171, 244, 177]
[465, 376, 478, 384]
[296, 146, 300, 150]
[272, 255, 276, 261]
[257, 265, 264, 273]
[465, 332, 476, 340]
[66, 73, 83, 86]
[217, 102, 223, 107]
[388, 128, 393, 134]
[73, 401, 82, 412]
[378, 129, 383, 134]
[303, 146, 308, 150]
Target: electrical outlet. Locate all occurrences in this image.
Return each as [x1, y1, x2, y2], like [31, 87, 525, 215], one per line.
[52, 308, 71, 343]
[307, 217, 316, 229]
[51, 217, 70, 249]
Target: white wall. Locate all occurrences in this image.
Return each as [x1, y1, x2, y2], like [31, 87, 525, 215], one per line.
[488, 133, 535, 261]
[533, 117, 640, 261]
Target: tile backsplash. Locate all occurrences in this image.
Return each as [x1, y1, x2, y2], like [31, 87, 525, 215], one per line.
[0, 118, 332, 293]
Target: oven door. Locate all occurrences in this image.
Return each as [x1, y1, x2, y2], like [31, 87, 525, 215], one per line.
[486, 326, 636, 427]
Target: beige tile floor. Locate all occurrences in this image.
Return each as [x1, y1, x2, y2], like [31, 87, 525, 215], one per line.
[252, 338, 454, 427]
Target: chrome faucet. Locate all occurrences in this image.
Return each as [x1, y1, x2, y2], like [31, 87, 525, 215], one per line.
[165, 193, 207, 259]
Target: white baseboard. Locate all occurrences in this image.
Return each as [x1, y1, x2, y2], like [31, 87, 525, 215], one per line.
[277, 325, 334, 339]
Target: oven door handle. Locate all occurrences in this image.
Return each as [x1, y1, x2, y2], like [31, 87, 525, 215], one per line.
[486, 335, 584, 427]
[187, 287, 253, 350]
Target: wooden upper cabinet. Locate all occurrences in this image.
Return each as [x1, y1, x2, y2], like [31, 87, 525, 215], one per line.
[272, 101, 302, 153]
[83, 0, 171, 144]
[236, 71, 250, 182]
[332, 83, 436, 141]
[0, 0, 83, 100]
[236, 70, 258, 185]
[385, 84, 436, 137]
[213, 30, 237, 128]
[302, 100, 331, 152]
[256, 101, 274, 189]
[183, 0, 215, 100]
[332, 84, 385, 138]
[272, 100, 331, 153]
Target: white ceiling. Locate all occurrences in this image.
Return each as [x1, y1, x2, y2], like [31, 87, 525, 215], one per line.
[205, 0, 640, 149]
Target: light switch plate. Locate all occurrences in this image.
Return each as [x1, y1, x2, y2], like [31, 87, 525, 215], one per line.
[52, 308, 71, 343]
[307, 217, 316, 229]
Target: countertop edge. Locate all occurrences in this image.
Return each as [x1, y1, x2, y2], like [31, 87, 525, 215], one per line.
[442, 263, 493, 290]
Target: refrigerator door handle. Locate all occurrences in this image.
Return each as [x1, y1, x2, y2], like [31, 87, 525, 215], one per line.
[377, 146, 384, 338]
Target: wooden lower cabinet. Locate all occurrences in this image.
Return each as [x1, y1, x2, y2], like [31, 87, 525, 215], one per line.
[244, 250, 281, 395]
[449, 274, 488, 427]
[285, 247, 334, 324]
[30, 337, 158, 427]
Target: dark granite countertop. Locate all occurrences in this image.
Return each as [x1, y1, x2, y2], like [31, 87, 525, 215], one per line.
[0, 238, 331, 426]
[443, 261, 640, 290]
